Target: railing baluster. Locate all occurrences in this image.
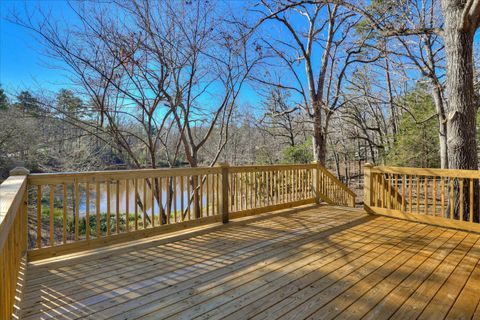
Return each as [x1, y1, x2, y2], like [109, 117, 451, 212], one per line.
[86, 182, 90, 240]
[296, 169, 299, 201]
[216, 174, 219, 215]
[134, 178, 138, 230]
[246, 172, 249, 209]
[96, 181, 100, 238]
[460, 178, 464, 221]
[290, 169, 293, 202]
[167, 177, 172, 223]
[62, 183, 67, 244]
[116, 180, 120, 233]
[125, 180, 129, 232]
[173, 176, 177, 222]
[37, 185, 42, 248]
[151, 178, 155, 227]
[233, 174, 236, 212]
[469, 178, 474, 223]
[180, 176, 184, 221]
[75, 180, 79, 240]
[301, 169, 304, 201]
[441, 177, 445, 217]
[409, 175, 413, 213]
[160, 177, 164, 225]
[394, 175, 398, 210]
[247, 172, 254, 209]
[450, 177, 454, 220]
[416, 176, 420, 213]
[107, 180, 111, 236]
[239, 173, 243, 211]
[49, 185, 55, 246]
[424, 176, 428, 215]
[143, 178, 147, 228]
[186, 176, 191, 221]
[271, 171, 274, 204]
[381, 174, 385, 208]
[277, 170, 281, 204]
[387, 174, 391, 209]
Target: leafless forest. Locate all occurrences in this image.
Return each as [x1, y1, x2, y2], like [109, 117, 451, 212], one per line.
[2, 0, 480, 190]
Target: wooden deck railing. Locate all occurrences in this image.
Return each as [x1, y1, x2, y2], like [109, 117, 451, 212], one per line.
[0, 168, 29, 319]
[364, 164, 480, 233]
[22, 162, 354, 261]
[26, 166, 224, 260]
[0, 161, 361, 317]
[318, 165, 356, 207]
[229, 164, 317, 218]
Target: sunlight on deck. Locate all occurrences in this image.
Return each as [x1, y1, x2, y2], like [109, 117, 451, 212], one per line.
[20, 205, 480, 319]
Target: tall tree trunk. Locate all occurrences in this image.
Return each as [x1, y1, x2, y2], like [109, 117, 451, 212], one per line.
[442, 0, 479, 221]
[431, 86, 449, 169]
[424, 36, 449, 169]
[442, 2, 478, 170]
[384, 56, 397, 142]
[312, 106, 327, 165]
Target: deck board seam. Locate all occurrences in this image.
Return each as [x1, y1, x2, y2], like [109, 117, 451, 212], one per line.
[390, 233, 478, 319]
[132, 221, 426, 319]
[21, 215, 389, 318]
[272, 225, 444, 320]
[303, 228, 457, 320]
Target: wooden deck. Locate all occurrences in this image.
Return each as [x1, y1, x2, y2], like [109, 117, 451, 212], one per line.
[19, 204, 480, 320]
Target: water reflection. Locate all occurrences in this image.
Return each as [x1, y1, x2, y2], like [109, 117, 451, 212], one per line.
[76, 178, 210, 217]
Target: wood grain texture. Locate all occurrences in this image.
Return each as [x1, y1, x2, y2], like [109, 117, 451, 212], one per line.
[18, 205, 480, 320]
[0, 175, 28, 319]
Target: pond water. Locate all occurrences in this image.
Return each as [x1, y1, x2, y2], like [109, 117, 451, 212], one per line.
[37, 178, 215, 217]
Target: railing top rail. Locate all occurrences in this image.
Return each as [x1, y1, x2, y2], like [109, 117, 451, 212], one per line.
[371, 165, 480, 179]
[228, 163, 317, 173]
[28, 166, 222, 185]
[27, 163, 320, 185]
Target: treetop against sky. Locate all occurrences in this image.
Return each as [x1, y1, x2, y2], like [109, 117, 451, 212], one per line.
[2, 0, 480, 172]
[0, 0, 419, 108]
[0, 1, 261, 106]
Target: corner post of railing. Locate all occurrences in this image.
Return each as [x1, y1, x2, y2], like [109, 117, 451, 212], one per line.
[312, 161, 321, 204]
[9, 167, 30, 253]
[218, 163, 230, 224]
[363, 163, 374, 214]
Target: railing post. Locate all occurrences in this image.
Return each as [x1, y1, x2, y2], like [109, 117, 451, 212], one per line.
[9, 167, 30, 176]
[218, 163, 230, 223]
[0, 167, 29, 319]
[312, 161, 321, 204]
[9, 167, 30, 253]
[349, 193, 356, 208]
[363, 163, 374, 213]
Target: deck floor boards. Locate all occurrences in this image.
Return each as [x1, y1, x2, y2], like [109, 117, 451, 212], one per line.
[20, 205, 480, 319]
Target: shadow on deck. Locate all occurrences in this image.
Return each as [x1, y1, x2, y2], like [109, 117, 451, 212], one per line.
[19, 204, 480, 319]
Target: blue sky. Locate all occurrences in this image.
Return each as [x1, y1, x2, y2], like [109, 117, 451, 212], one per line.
[0, 0, 264, 109]
[0, 0, 452, 110]
[0, 1, 76, 93]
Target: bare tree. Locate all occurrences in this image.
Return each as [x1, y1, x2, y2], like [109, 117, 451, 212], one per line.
[258, 88, 306, 147]
[11, 0, 259, 220]
[251, 1, 379, 165]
